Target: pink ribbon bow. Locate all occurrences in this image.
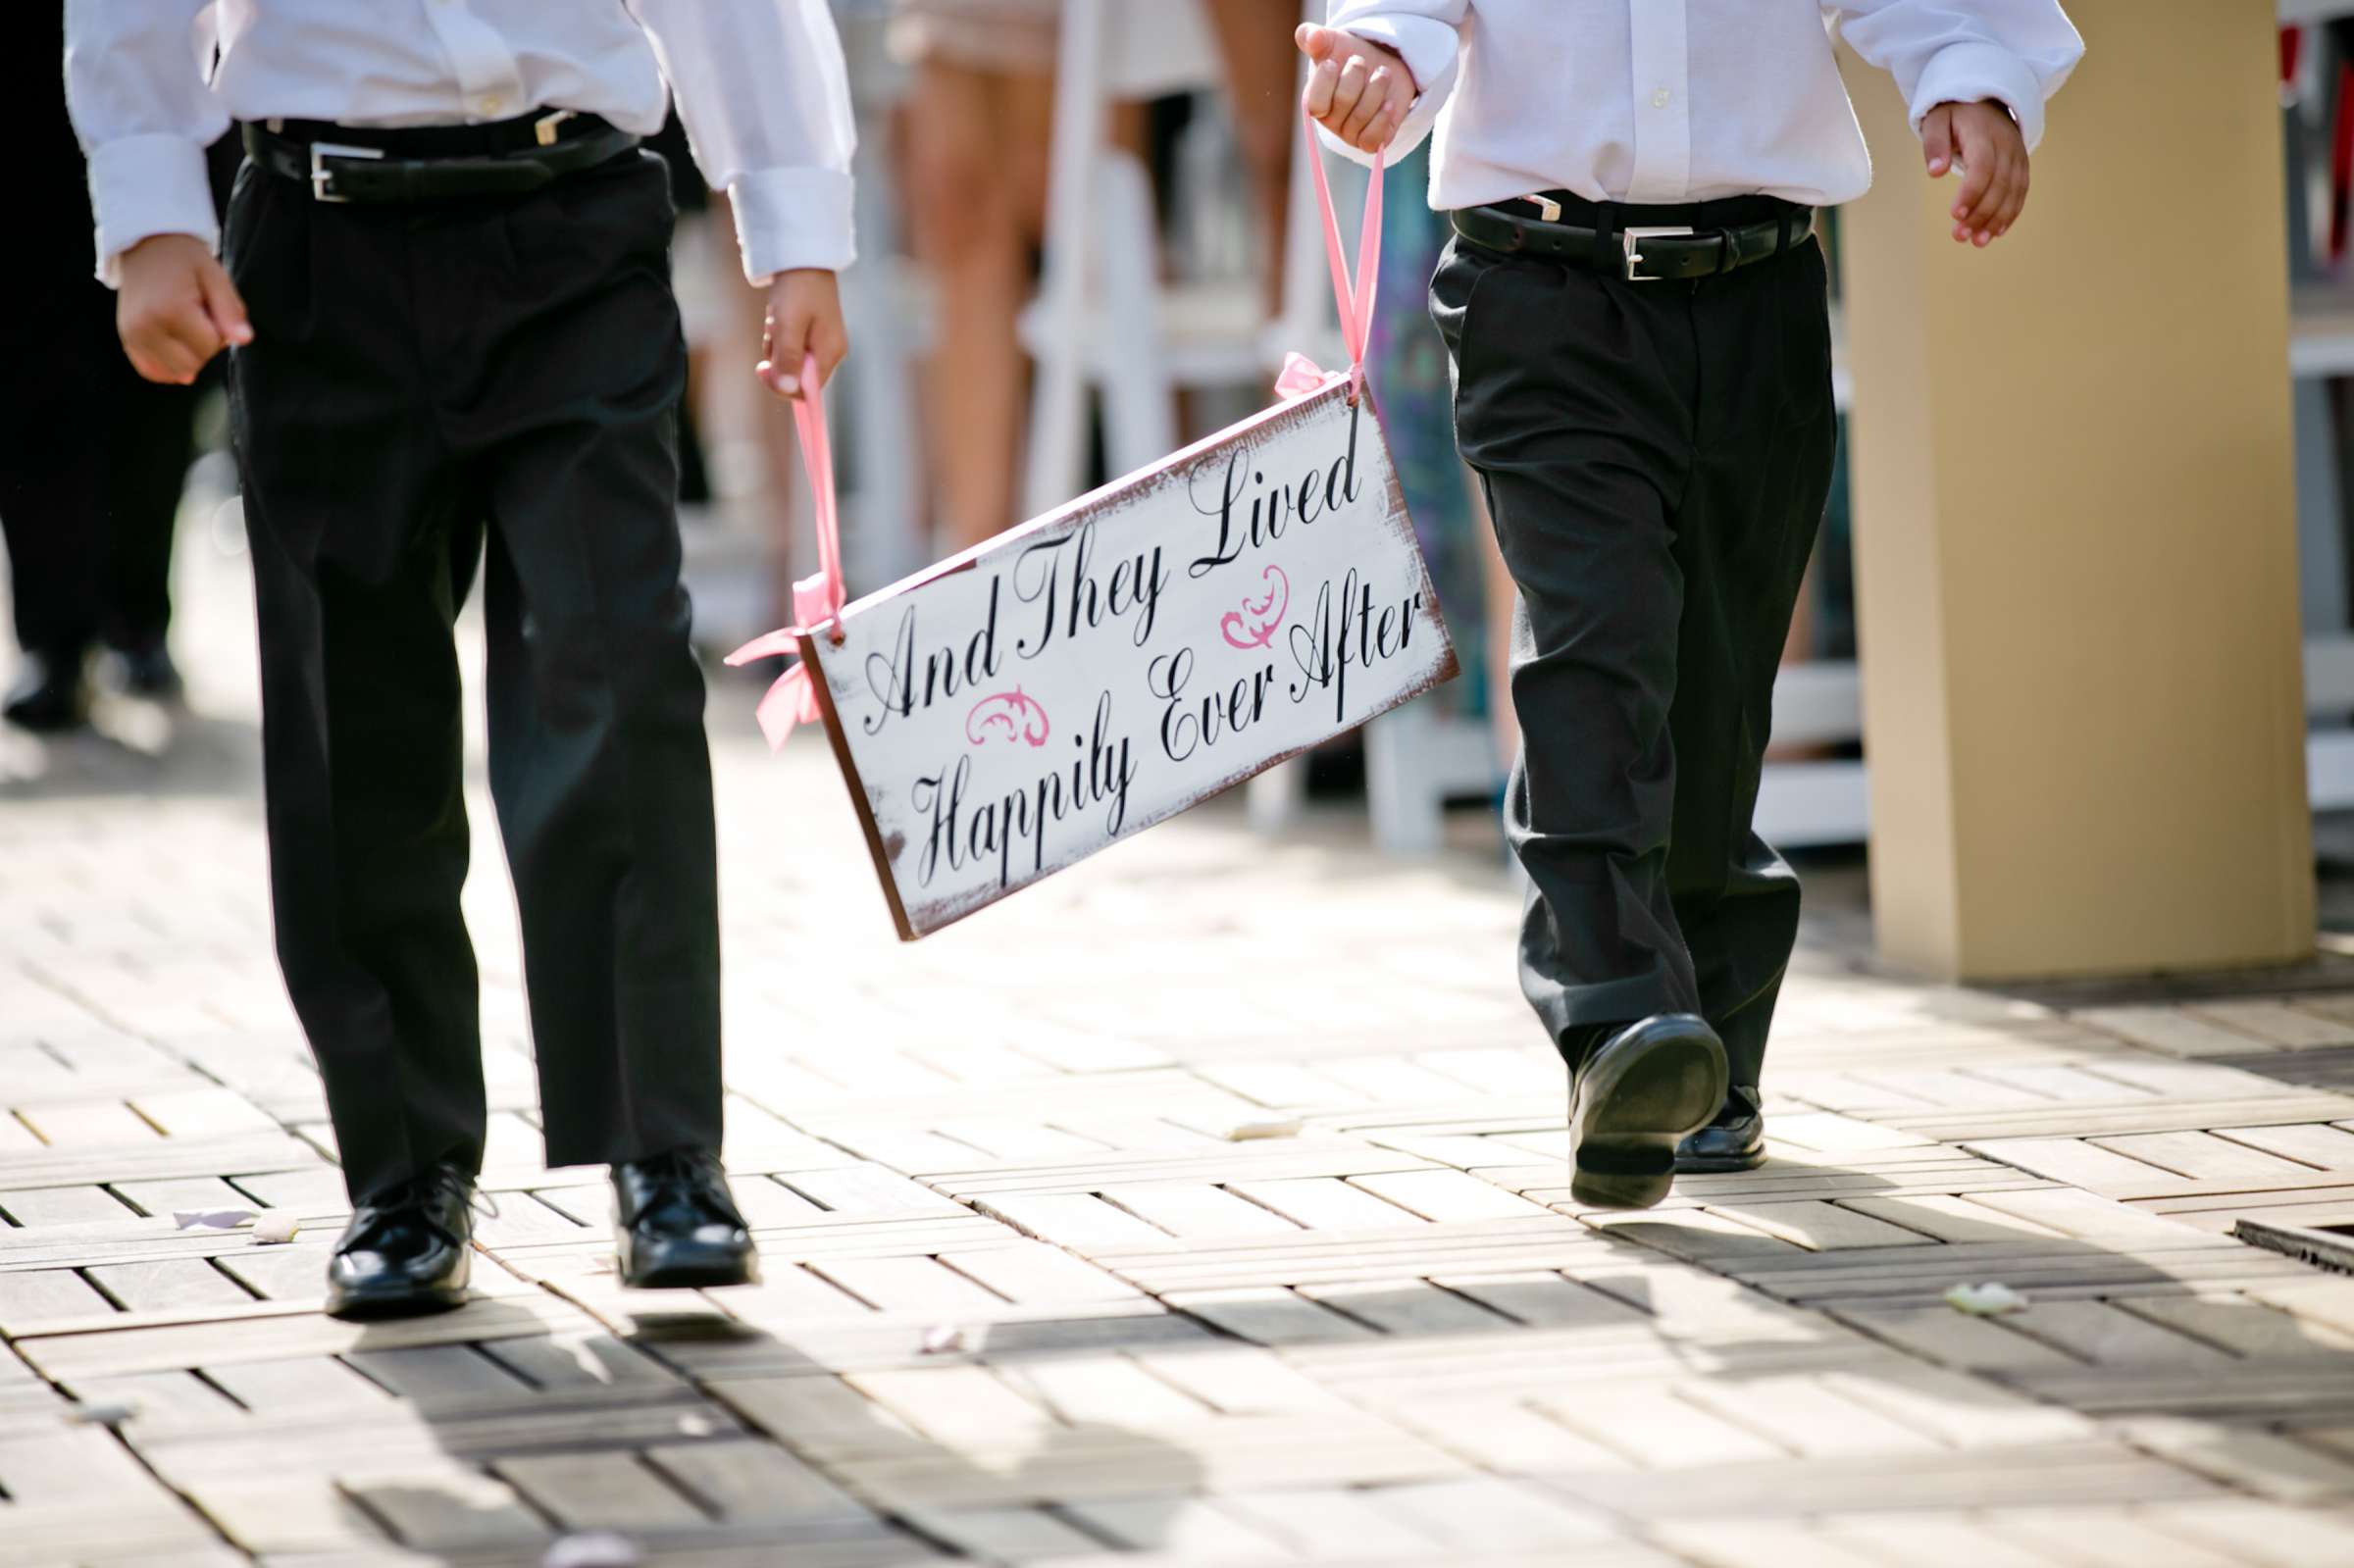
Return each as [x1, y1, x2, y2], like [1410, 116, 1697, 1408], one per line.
[723, 352, 844, 751]
[1274, 100, 1384, 405]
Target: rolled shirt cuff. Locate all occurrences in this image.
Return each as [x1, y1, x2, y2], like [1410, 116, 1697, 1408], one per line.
[87, 134, 222, 288]
[1909, 39, 2049, 153]
[727, 166, 856, 284]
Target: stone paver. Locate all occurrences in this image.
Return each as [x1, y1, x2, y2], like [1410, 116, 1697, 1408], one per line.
[9, 541, 2354, 1563]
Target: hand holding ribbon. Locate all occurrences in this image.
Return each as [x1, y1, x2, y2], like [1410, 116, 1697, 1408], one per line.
[1275, 99, 1384, 406]
[723, 352, 844, 751]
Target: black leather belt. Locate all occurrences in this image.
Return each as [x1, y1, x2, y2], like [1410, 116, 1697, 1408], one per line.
[1451, 198, 1815, 282]
[243, 110, 640, 205]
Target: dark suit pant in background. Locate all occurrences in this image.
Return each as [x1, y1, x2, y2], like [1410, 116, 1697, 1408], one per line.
[224, 151, 723, 1202]
[1431, 202, 1838, 1092]
[4, 0, 203, 671]
[1, 318, 199, 662]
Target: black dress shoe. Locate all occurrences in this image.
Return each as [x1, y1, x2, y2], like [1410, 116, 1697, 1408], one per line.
[110, 640, 183, 702]
[1567, 1014, 1729, 1210]
[326, 1165, 475, 1320]
[3, 648, 90, 733]
[1676, 1086, 1767, 1174]
[613, 1147, 758, 1290]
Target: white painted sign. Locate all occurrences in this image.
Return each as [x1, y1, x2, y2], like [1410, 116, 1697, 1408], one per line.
[797, 377, 1458, 937]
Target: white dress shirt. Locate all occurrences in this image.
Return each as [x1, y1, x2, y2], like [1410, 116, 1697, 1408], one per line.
[1328, 0, 2082, 211]
[65, 0, 857, 287]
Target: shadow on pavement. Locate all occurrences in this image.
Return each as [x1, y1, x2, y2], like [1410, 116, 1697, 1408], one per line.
[0, 702, 259, 802]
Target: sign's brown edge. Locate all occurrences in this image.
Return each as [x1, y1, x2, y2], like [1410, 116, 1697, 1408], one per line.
[798, 628, 919, 943]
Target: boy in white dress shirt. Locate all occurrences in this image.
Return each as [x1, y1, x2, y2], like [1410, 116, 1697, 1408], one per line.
[66, 0, 855, 1316]
[1302, 3, 2081, 1207]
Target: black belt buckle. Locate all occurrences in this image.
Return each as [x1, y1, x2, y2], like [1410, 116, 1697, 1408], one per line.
[1620, 226, 1694, 283]
[309, 140, 384, 204]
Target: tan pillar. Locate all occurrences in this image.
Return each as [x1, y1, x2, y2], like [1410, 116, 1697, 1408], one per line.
[1838, 0, 2313, 982]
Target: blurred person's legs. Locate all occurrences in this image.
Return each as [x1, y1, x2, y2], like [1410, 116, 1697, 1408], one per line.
[1203, 0, 1300, 314]
[895, 13, 1053, 550]
[227, 149, 723, 1226]
[1434, 202, 1832, 1193]
[4, 4, 103, 731]
[100, 358, 201, 699]
[0, 306, 111, 732]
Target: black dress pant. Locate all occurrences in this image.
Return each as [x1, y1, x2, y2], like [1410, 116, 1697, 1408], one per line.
[223, 149, 723, 1201]
[1430, 201, 1837, 1091]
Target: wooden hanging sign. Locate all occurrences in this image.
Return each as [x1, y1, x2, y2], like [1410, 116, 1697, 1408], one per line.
[796, 376, 1458, 938]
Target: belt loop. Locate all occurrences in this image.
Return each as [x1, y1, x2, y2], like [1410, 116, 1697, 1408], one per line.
[1776, 209, 1792, 256]
[1593, 202, 1618, 275]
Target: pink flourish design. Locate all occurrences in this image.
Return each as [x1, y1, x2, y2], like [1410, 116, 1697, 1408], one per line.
[1219, 566, 1291, 651]
[965, 687, 1052, 749]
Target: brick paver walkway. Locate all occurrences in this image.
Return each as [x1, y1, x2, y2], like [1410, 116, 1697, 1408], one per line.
[11, 539, 2354, 1565]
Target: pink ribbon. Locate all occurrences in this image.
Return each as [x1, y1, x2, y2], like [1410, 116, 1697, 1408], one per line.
[723, 352, 844, 751]
[1275, 100, 1384, 404]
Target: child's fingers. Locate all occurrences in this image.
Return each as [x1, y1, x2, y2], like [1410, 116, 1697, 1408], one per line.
[1304, 55, 1340, 119]
[1958, 118, 2015, 237]
[156, 304, 225, 379]
[1966, 156, 2014, 240]
[757, 305, 811, 399]
[1950, 153, 1993, 231]
[1370, 72, 1415, 148]
[127, 329, 200, 384]
[1326, 52, 1370, 128]
[197, 259, 253, 348]
[1998, 164, 2029, 234]
[1950, 125, 2003, 238]
[1337, 65, 1393, 146]
[755, 359, 800, 399]
[1981, 158, 2024, 240]
[1920, 105, 1954, 178]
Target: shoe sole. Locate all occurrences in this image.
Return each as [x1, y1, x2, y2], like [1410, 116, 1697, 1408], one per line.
[324, 1284, 469, 1322]
[1673, 1145, 1769, 1175]
[615, 1231, 761, 1290]
[1570, 1026, 1729, 1210]
[620, 1256, 761, 1290]
[2, 709, 87, 734]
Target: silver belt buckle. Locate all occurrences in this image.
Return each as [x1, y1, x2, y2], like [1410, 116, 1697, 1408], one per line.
[1621, 225, 1695, 282]
[309, 140, 384, 203]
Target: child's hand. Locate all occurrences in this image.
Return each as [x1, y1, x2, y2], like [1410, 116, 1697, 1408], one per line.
[755, 268, 848, 400]
[1297, 24, 1414, 155]
[1921, 100, 2029, 247]
[115, 233, 251, 384]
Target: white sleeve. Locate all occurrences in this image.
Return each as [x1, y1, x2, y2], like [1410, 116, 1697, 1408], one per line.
[630, 0, 858, 283]
[64, 0, 230, 288]
[1832, 0, 2083, 152]
[1320, 0, 1469, 169]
